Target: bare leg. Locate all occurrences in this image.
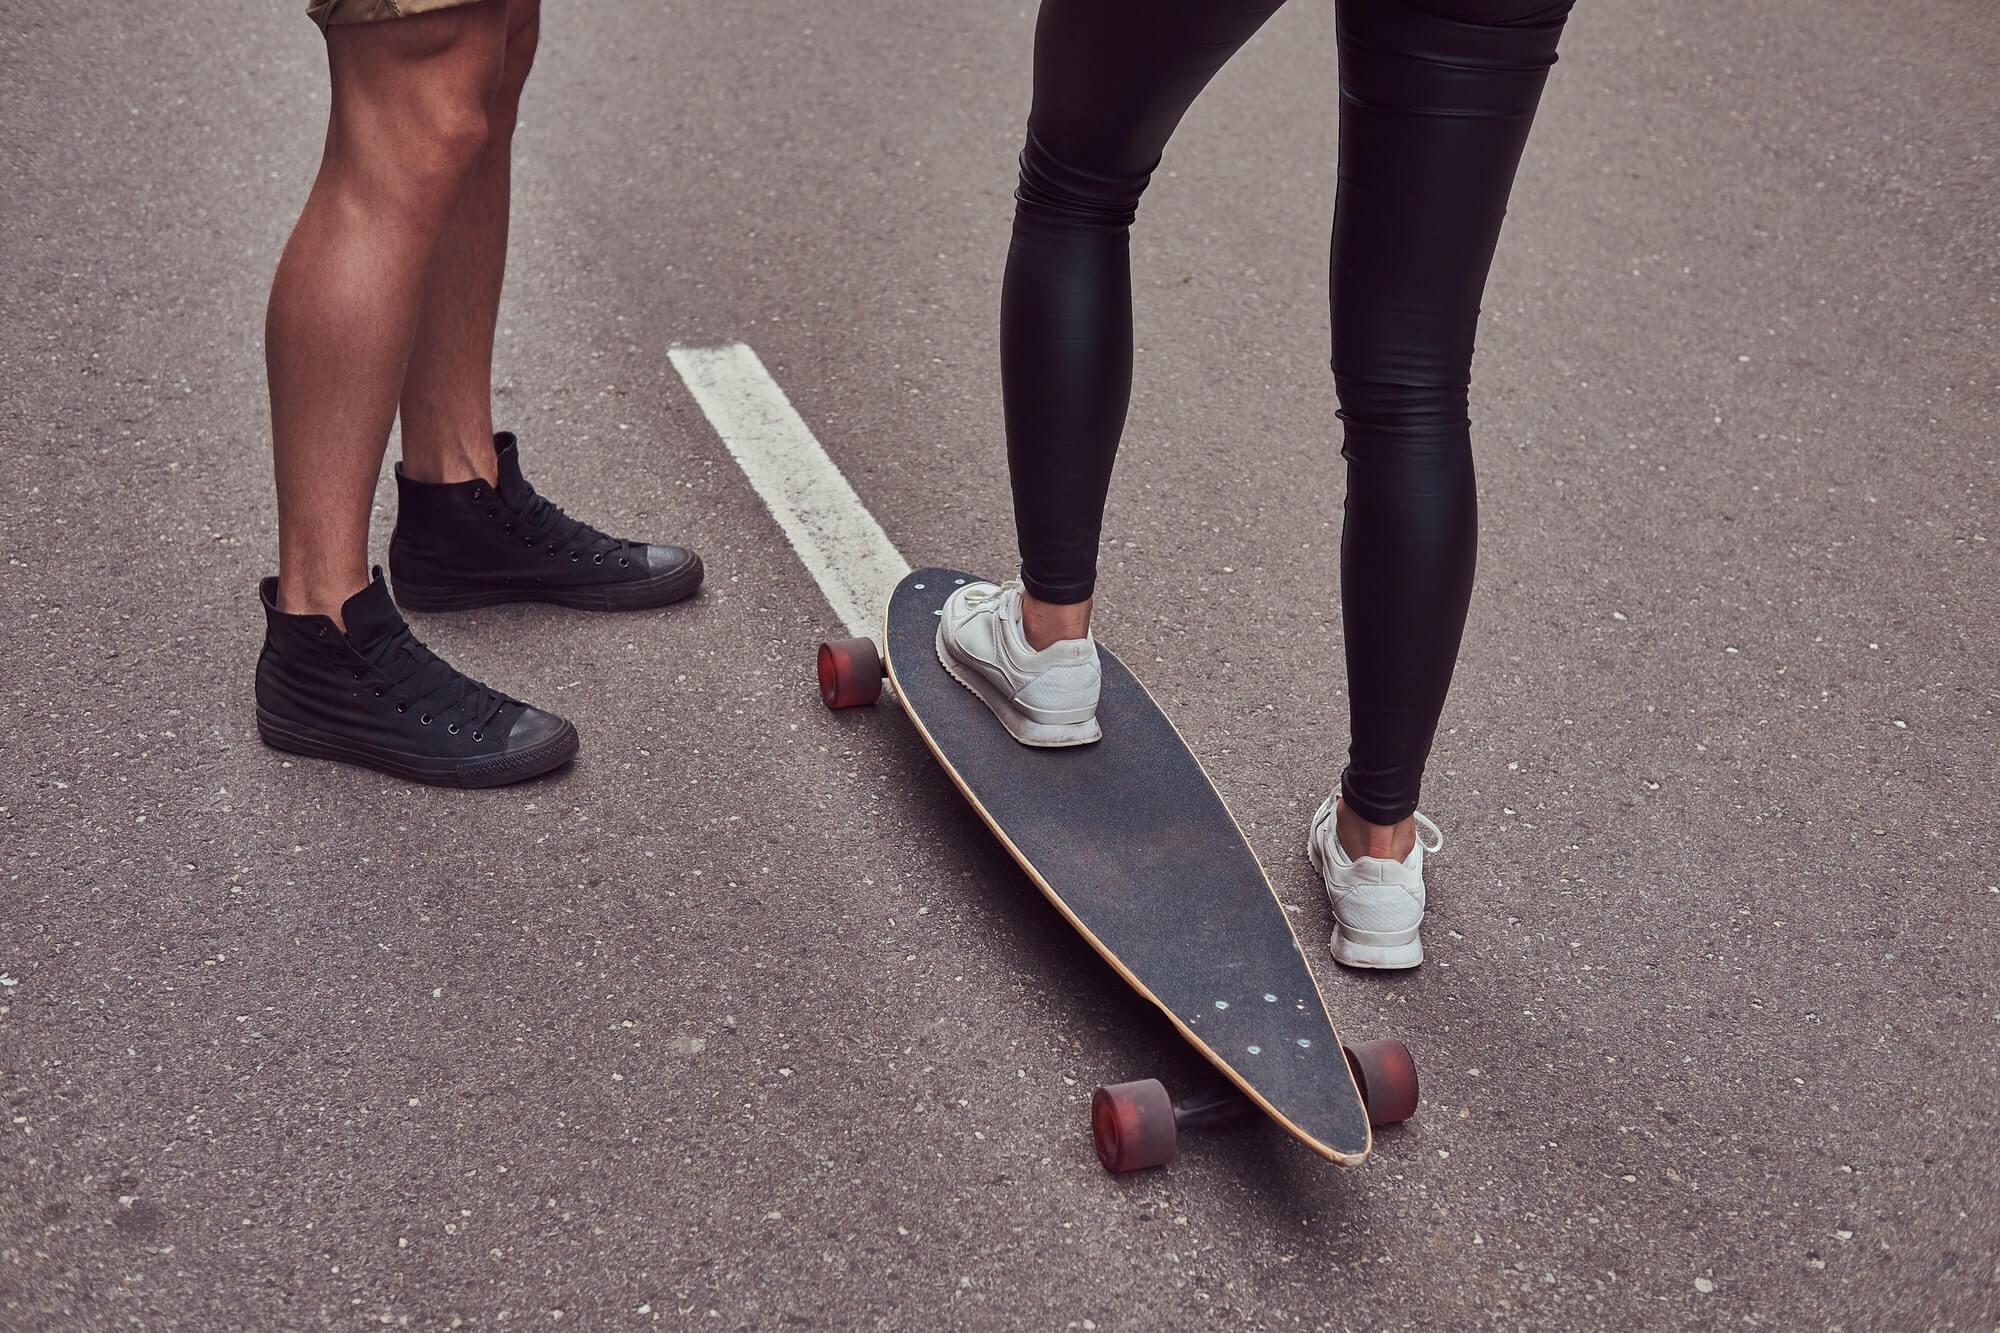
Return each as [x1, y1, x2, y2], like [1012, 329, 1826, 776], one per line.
[1335, 798, 1417, 861]
[267, 0, 508, 624]
[397, 0, 542, 487]
[1021, 592, 1093, 651]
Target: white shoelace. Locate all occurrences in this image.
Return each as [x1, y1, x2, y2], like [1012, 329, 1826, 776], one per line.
[956, 579, 1021, 611]
[1414, 811, 1444, 855]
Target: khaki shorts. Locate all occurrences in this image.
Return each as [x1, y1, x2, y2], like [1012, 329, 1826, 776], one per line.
[307, 0, 485, 31]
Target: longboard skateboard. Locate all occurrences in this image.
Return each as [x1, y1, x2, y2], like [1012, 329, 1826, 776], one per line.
[816, 568, 1417, 1172]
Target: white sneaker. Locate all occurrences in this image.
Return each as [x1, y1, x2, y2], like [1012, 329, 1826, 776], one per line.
[1307, 798, 1443, 970]
[935, 580, 1102, 747]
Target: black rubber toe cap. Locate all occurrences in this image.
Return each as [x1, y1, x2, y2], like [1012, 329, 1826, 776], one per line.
[645, 544, 702, 582]
[507, 707, 579, 759]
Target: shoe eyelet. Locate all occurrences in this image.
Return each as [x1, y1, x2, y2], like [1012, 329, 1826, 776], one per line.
[569, 552, 579, 562]
[352, 669, 363, 680]
[316, 625, 328, 638]
[373, 687, 383, 697]
[448, 723, 459, 735]
[396, 702, 407, 713]
[545, 545, 557, 556]
[471, 730, 484, 743]
[487, 507, 498, 519]
[618, 557, 629, 567]
[471, 484, 485, 499]
[593, 553, 605, 565]
[504, 523, 514, 534]
[420, 713, 432, 725]
[524, 535, 534, 547]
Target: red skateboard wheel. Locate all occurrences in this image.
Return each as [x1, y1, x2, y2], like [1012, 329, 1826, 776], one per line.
[817, 637, 884, 709]
[1344, 1039, 1419, 1128]
[1091, 1079, 1178, 1173]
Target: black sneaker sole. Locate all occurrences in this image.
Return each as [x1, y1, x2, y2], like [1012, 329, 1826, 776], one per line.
[256, 707, 579, 788]
[390, 555, 704, 614]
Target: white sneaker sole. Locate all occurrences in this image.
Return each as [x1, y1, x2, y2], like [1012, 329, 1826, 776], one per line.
[935, 624, 1101, 748]
[1330, 926, 1424, 970]
[1307, 813, 1424, 970]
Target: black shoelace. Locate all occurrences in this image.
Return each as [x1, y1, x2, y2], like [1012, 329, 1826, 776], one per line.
[511, 485, 638, 563]
[360, 623, 512, 735]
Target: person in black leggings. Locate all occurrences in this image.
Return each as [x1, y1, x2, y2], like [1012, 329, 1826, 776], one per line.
[934, 0, 1573, 968]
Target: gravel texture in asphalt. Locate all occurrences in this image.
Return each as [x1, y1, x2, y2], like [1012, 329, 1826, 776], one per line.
[2, 1, 1996, 1328]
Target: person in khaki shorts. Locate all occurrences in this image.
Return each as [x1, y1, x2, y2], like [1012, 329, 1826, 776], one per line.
[257, 0, 704, 789]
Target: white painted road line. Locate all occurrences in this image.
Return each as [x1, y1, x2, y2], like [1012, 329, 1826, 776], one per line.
[669, 343, 911, 638]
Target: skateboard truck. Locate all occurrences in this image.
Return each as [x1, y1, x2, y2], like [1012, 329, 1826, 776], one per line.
[1091, 1040, 1419, 1174]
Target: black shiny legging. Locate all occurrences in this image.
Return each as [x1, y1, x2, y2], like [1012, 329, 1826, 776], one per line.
[1001, 0, 1571, 824]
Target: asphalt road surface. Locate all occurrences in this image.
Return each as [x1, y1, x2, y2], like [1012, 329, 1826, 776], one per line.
[3, 1, 1997, 1329]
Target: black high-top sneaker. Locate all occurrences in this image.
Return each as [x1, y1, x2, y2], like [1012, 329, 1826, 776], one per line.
[255, 569, 578, 787]
[388, 432, 704, 612]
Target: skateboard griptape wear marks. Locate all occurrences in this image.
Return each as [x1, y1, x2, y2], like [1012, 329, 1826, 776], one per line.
[884, 570, 1372, 1163]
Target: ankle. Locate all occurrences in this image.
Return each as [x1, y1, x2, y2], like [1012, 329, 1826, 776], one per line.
[1335, 799, 1416, 861]
[1021, 592, 1092, 651]
[276, 570, 369, 629]
[400, 429, 499, 486]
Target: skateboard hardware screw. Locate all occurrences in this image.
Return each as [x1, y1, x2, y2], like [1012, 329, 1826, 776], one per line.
[1247, 1045, 1262, 1055]
[1264, 994, 1278, 1002]
[1214, 1000, 1229, 1010]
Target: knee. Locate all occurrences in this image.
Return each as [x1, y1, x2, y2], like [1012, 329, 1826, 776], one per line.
[1330, 302, 1478, 439]
[1402, 0, 1571, 30]
[1015, 130, 1149, 232]
[1354, 0, 1571, 81]
[324, 12, 507, 219]
[1332, 374, 1472, 469]
[330, 93, 490, 230]
[391, 88, 496, 210]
